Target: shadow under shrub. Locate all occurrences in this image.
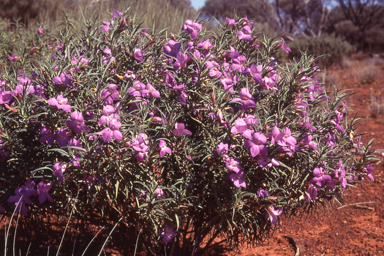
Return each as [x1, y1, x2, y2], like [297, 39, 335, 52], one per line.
[0, 10, 376, 256]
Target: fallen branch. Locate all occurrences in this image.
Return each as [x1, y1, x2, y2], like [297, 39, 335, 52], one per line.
[337, 201, 377, 210]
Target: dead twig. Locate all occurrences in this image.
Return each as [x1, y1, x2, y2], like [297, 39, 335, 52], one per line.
[353, 205, 374, 210]
[337, 201, 377, 210]
[283, 235, 300, 256]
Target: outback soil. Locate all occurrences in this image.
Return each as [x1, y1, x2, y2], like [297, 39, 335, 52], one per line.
[2, 56, 384, 256]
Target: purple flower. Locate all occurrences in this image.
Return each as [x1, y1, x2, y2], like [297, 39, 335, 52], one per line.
[163, 40, 181, 57]
[275, 127, 297, 152]
[8, 54, 20, 62]
[225, 18, 238, 30]
[299, 134, 318, 151]
[56, 128, 71, 147]
[0, 88, 12, 104]
[159, 140, 172, 157]
[37, 182, 54, 204]
[225, 157, 242, 173]
[47, 95, 71, 113]
[133, 48, 145, 62]
[111, 9, 123, 19]
[278, 38, 291, 53]
[100, 21, 111, 32]
[197, 39, 213, 51]
[230, 171, 246, 188]
[266, 205, 282, 225]
[364, 164, 374, 181]
[182, 20, 202, 40]
[244, 132, 267, 157]
[205, 61, 222, 78]
[222, 45, 239, 59]
[333, 160, 347, 188]
[99, 119, 123, 143]
[306, 184, 317, 202]
[217, 142, 228, 155]
[236, 26, 252, 42]
[160, 226, 177, 243]
[38, 27, 44, 34]
[173, 51, 190, 71]
[65, 111, 90, 135]
[39, 125, 55, 146]
[172, 123, 192, 136]
[257, 189, 269, 198]
[52, 72, 73, 87]
[144, 83, 160, 98]
[310, 167, 332, 187]
[100, 84, 120, 104]
[53, 163, 66, 184]
[8, 187, 33, 216]
[98, 105, 120, 126]
[231, 88, 256, 111]
[155, 188, 164, 197]
[231, 117, 254, 139]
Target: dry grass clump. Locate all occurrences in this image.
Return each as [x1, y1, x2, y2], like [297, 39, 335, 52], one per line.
[369, 91, 384, 118]
[354, 58, 381, 85]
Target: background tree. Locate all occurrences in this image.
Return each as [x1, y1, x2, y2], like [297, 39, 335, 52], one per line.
[330, 0, 384, 51]
[274, 0, 332, 36]
[200, 0, 279, 28]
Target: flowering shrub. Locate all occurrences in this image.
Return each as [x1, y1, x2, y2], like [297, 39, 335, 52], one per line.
[0, 10, 376, 255]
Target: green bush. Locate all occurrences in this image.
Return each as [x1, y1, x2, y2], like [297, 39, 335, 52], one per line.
[288, 35, 354, 68]
[0, 11, 376, 255]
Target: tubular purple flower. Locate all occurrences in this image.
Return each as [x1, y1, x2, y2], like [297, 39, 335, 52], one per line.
[100, 21, 111, 32]
[53, 163, 66, 184]
[364, 164, 374, 181]
[266, 205, 282, 226]
[37, 182, 54, 204]
[172, 123, 192, 136]
[225, 157, 242, 173]
[155, 188, 164, 197]
[182, 20, 202, 40]
[163, 40, 181, 57]
[65, 111, 90, 135]
[8, 187, 33, 216]
[133, 48, 145, 62]
[244, 132, 267, 157]
[306, 184, 317, 202]
[160, 226, 177, 243]
[230, 170, 246, 188]
[99, 119, 123, 143]
[47, 94, 71, 113]
[8, 54, 20, 62]
[257, 189, 269, 198]
[197, 39, 213, 51]
[56, 128, 71, 147]
[230, 88, 256, 111]
[225, 18, 238, 29]
[236, 26, 252, 42]
[217, 142, 228, 155]
[52, 72, 73, 87]
[222, 46, 239, 59]
[159, 140, 172, 157]
[310, 167, 332, 187]
[278, 38, 291, 53]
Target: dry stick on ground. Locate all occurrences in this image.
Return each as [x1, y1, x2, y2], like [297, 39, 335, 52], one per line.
[353, 205, 374, 210]
[283, 236, 300, 256]
[337, 201, 377, 210]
